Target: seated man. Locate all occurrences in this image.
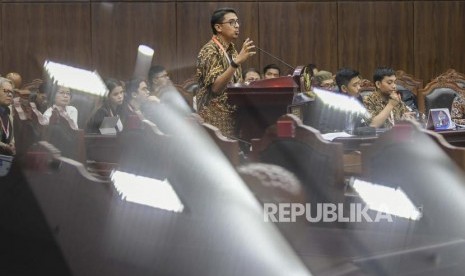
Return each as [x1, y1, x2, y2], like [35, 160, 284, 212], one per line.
[29, 82, 48, 113]
[335, 68, 368, 131]
[0, 77, 15, 155]
[451, 94, 465, 125]
[148, 65, 172, 99]
[335, 67, 362, 102]
[313, 70, 336, 91]
[263, 64, 280, 79]
[242, 68, 261, 84]
[363, 67, 411, 128]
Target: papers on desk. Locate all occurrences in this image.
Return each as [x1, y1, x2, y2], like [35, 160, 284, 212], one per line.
[321, 132, 354, 141]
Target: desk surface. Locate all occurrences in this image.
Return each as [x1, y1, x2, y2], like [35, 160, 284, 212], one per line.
[333, 128, 465, 151]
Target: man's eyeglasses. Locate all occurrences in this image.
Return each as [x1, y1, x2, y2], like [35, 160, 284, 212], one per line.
[3, 89, 14, 96]
[57, 91, 71, 96]
[220, 19, 239, 27]
[155, 73, 170, 79]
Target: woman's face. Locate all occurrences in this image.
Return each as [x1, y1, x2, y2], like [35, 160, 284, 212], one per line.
[54, 86, 71, 107]
[109, 86, 124, 106]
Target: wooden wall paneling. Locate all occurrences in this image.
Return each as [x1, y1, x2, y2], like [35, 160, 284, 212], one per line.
[0, 4, 3, 73]
[176, 2, 259, 83]
[414, 1, 465, 84]
[2, 3, 92, 83]
[6, 0, 87, 2]
[259, 2, 338, 76]
[338, 1, 414, 82]
[92, 2, 176, 82]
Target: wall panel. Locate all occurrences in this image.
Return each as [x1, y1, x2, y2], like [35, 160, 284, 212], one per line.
[92, 2, 176, 82]
[176, 2, 259, 82]
[414, 1, 465, 83]
[2, 1, 465, 88]
[338, 1, 414, 81]
[259, 2, 338, 75]
[2, 3, 92, 81]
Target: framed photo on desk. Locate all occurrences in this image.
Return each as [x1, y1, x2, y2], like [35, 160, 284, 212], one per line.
[426, 108, 455, 131]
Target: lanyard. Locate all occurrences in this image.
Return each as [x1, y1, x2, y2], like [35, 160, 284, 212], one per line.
[212, 36, 231, 64]
[0, 117, 10, 140]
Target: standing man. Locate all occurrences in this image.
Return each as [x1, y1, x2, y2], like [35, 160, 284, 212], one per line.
[196, 7, 255, 136]
[0, 77, 15, 155]
[363, 67, 410, 128]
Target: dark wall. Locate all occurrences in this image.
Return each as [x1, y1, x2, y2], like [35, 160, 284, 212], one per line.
[1, 1, 465, 85]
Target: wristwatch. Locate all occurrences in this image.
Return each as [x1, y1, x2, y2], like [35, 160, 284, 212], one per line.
[230, 60, 239, 68]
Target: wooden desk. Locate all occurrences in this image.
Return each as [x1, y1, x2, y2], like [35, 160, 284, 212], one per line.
[226, 67, 305, 141]
[435, 129, 465, 147]
[85, 134, 121, 163]
[333, 135, 378, 152]
[333, 129, 465, 151]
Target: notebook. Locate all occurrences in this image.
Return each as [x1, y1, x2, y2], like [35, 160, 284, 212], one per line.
[99, 116, 123, 135]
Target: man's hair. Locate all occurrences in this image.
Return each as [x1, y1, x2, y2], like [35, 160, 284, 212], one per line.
[210, 8, 237, 35]
[148, 65, 166, 91]
[336, 68, 359, 92]
[0, 77, 13, 88]
[313, 70, 333, 86]
[263, 64, 281, 75]
[307, 63, 318, 76]
[373, 67, 396, 83]
[242, 68, 261, 79]
[125, 77, 146, 99]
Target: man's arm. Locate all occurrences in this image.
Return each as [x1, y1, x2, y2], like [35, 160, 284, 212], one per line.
[368, 92, 402, 128]
[451, 96, 465, 125]
[211, 38, 256, 94]
[369, 100, 399, 128]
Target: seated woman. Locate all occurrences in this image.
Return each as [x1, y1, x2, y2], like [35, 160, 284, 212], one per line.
[451, 94, 465, 125]
[43, 84, 78, 129]
[86, 78, 125, 133]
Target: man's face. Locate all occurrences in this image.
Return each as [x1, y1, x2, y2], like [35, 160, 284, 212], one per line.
[244, 71, 261, 83]
[264, 68, 280, 79]
[376, 75, 397, 95]
[320, 79, 336, 90]
[151, 70, 171, 91]
[0, 82, 13, 107]
[343, 76, 361, 97]
[217, 13, 239, 41]
[133, 81, 149, 103]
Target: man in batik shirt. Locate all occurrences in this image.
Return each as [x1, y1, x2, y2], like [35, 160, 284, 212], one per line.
[196, 7, 255, 136]
[363, 67, 412, 128]
[451, 95, 465, 125]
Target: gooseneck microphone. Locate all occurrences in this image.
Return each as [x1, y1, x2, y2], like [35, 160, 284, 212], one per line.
[254, 45, 294, 70]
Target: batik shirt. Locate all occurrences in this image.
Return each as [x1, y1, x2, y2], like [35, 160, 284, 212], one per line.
[196, 36, 242, 136]
[363, 90, 409, 128]
[451, 95, 465, 125]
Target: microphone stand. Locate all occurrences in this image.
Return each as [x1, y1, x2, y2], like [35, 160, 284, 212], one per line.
[255, 46, 295, 71]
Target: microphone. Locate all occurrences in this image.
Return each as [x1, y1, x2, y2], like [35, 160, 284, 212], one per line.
[254, 44, 294, 70]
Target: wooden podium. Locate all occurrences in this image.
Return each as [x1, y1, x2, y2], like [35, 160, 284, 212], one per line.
[226, 67, 306, 142]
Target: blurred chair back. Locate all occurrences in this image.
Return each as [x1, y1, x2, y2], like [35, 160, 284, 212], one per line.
[419, 78, 465, 114]
[202, 123, 240, 166]
[250, 114, 345, 204]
